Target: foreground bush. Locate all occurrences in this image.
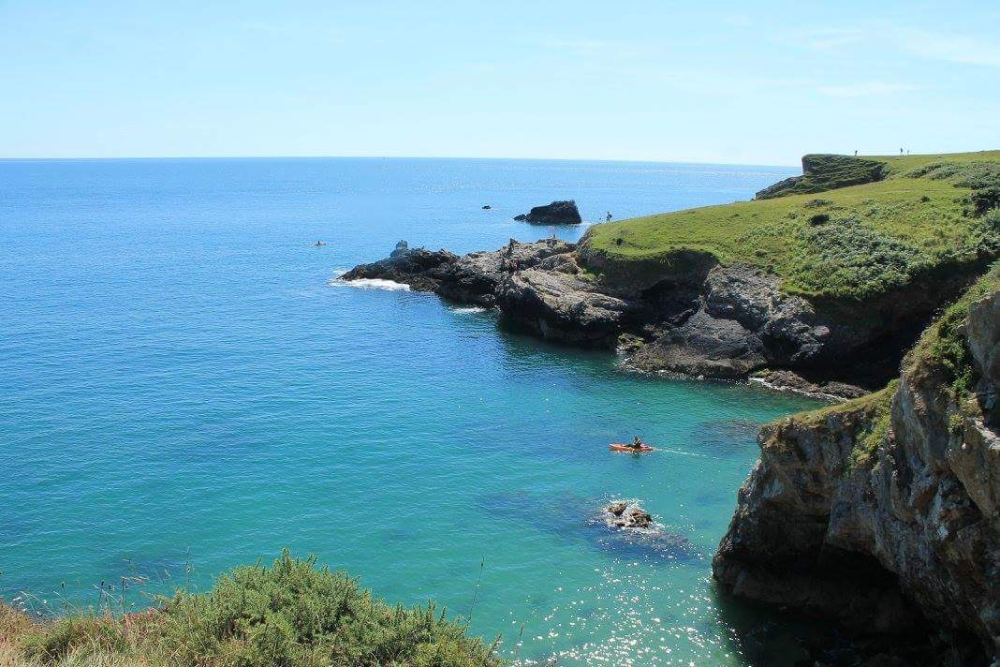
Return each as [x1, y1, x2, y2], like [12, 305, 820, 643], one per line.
[5, 552, 504, 666]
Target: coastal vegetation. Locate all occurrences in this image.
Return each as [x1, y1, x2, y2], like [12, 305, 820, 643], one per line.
[582, 151, 1000, 301]
[0, 552, 502, 667]
[906, 261, 1000, 401]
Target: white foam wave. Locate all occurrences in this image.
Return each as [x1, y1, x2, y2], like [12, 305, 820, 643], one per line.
[451, 306, 488, 314]
[328, 276, 411, 292]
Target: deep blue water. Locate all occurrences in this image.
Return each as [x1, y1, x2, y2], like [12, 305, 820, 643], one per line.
[0, 157, 817, 664]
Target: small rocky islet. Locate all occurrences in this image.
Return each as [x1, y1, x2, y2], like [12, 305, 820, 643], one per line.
[342, 151, 1000, 665]
[512, 199, 582, 224]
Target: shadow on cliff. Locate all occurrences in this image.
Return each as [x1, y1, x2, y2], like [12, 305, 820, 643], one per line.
[711, 582, 956, 667]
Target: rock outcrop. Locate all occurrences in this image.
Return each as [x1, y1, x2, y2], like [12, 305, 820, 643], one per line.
[713, 273, 1000, 665]
[604, 501, 654, 529]
[513, 200, 582, 224]
[340, 238, 635, 343]
[339, 240, 976, 389]
[755, 154, 888, 199]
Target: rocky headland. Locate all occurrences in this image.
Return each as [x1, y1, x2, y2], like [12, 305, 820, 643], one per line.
[341, 152, 1000, 398]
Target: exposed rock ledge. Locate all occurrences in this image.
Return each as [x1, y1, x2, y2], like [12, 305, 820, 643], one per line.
[713, 283, 1000, 665]
[339, 238, 968, 390]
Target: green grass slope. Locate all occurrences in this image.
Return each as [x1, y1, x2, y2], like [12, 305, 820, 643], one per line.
[581, 151, 1000, 300]
[1, 552, 504, 667]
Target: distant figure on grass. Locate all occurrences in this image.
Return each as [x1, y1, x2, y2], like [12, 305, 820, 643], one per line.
[900, 148, 904, 155]
[606, 211, 613, 223]
[854, 150, 858, 157]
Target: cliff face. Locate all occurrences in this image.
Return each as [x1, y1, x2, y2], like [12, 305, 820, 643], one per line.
[341, 238, 978, 394]
[713, 271, 1000, 665]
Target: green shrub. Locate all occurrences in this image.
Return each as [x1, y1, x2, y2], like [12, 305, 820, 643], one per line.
[8, 553, 504, 667]
[910, 263, 1000, 401]
[788, 218, 927, 299]
[971, 187, 1000, 217]
[848, 381, 898, 469]
[161, 551, 502, 667]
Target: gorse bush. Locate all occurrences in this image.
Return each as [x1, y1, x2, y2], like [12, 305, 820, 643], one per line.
[9, 552, 504, 666]
[971, 187, 1000, 217]
[789, 218, 926, 299]
[908, 262, 1000, 401]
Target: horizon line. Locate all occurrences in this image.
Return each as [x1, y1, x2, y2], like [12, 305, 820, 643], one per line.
[0, 153, 802, 169]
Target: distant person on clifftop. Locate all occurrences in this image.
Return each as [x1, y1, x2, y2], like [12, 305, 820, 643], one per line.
[854, 150, 858, 157]
[606, 211, 612, 222]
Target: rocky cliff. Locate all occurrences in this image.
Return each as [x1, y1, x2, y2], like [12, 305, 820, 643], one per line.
[713, 267, 1000, 665]
[340, 236, 980, 395]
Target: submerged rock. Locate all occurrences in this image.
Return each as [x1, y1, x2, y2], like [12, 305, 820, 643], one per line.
[591, 500, 698, 561]
[513, 200, 582, 225]
[603, 501, 653, 528]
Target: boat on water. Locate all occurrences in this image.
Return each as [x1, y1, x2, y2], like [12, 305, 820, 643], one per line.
[609, 443, 655, 453]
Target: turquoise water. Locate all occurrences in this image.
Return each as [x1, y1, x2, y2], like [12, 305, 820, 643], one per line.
[0, 157, 818, 664]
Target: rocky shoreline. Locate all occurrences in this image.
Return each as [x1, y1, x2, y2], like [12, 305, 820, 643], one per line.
[339, 235, 972, 393]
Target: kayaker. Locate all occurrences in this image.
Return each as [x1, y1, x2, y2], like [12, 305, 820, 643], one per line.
[630, 436, 645, 450]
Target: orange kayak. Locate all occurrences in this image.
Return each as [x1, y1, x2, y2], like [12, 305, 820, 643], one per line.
[610, 443, 655, 453]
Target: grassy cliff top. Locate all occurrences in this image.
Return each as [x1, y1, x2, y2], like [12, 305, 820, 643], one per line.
[581, 151, 1000, 300]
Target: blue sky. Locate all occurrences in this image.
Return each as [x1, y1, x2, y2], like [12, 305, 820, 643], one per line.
[1, 1, 997, 164]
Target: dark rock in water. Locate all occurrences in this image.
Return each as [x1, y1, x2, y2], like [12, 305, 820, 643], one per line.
[607, 501, 628, 515]
[750, 369, 867, 401]
[601, 501, 654, 529]
[339, 241, 459, 293]
[591, 500, 699, 562]
[513, 200, 582, 225]
[477, 491, 698, 563]
[481, 205, 491, 210]
[339, 238, 632, 340]
[390, 240, 409, 257]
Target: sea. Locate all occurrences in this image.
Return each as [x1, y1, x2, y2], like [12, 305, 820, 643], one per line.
[0, 157, 824, 664]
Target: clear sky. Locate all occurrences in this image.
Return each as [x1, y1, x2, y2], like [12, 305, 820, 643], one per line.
[1, 0, 997, 165]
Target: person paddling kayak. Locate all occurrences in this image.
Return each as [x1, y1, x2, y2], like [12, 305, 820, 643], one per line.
[629, 436, 646, 450]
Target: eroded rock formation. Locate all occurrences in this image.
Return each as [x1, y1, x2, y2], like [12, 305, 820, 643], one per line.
[713, 279, 1000, 665]
[339, 238, 972, 391]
